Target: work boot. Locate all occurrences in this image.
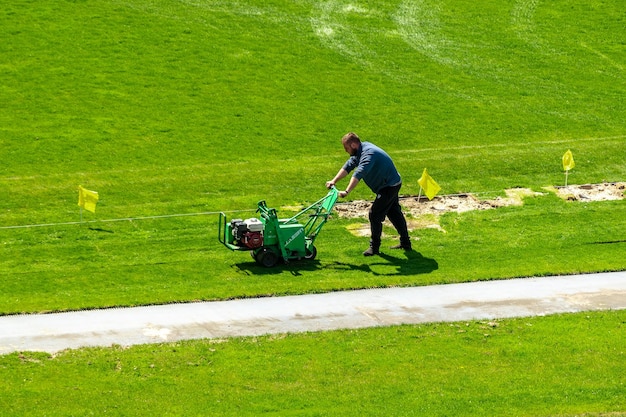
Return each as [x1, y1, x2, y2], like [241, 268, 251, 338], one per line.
[390, 240, 412, 251]
[363, 239, 380, 256]
[363, 246, 379, 256]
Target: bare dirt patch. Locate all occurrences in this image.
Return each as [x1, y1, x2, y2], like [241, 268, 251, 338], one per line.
[334, 183, 623, 236]
[547, 182, 625, 202]
[335, 188, 542, 220]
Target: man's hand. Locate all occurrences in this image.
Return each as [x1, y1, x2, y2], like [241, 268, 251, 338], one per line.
[325, 180, 335, 189]
[339, 190, 349, 198]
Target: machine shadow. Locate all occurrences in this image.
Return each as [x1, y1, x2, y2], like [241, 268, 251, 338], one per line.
[233, 250, 438, 277]
[232, 259, 324, 276]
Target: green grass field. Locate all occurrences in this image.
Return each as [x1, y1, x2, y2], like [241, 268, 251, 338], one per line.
[1, 0, 625, 414]
[1, 311, 625, 416]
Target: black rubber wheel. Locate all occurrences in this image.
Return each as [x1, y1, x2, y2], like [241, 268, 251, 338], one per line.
[304, 245, 317, 260]
[255, 248, 279, 268]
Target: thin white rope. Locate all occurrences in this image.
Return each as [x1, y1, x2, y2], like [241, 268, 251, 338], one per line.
[1, 182, 621, 230]
[0, 209, 256, 230]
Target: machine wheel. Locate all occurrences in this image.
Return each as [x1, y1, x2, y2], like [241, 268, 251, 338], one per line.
[304, 245, 317, 260]
[255, 248, 280, 268]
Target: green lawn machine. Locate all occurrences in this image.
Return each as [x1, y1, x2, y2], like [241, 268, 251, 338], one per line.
[219, 187, 339, 267]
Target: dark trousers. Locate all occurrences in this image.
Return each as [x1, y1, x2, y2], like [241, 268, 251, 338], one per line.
[368, 184, 410, 249]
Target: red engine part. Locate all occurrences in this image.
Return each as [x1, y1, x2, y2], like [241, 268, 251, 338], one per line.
[242, 231, 263, 249]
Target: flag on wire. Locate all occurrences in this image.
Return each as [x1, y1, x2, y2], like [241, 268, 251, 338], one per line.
[78, 185, 99, 213]
[417, 168, 441, 200]
[562, 149, 575, 171]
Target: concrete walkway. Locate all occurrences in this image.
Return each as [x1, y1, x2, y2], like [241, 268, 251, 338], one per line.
[1, 272, 625, 355]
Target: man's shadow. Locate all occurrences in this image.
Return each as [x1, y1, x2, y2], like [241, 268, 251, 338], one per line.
[377, 250, 439, 275]
[233, 250, 438, 277]
[325, 250, 438, 276]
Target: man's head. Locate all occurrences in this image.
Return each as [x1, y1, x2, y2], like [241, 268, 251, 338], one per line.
[342, 132, 361, 156]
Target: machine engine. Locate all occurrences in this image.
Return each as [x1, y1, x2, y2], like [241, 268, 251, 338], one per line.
[230, 218, 264, 249]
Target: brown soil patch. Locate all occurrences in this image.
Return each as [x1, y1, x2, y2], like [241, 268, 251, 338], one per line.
[334, 183, 624, 236]
[334, 188, 543, 220]
[547, 182, 625, 202]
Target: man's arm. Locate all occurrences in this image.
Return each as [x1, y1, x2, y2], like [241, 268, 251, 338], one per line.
[326, 168, 349, 189]
[340, 176, 360, 198]
[326, 168, 360, 198]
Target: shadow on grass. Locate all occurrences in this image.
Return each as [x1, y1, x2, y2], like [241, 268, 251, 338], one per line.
[88, 227, 114, 233]
[326, 250, 439, 276]
[233, 250, 438, 277]
[232, 259, 324, 277]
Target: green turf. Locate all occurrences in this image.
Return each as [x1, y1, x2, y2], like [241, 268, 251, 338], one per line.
[1, 193, 624, 314]
[1, 311, 624, 416]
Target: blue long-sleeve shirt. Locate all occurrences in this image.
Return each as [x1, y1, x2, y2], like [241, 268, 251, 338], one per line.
[342, 142, 402, 193]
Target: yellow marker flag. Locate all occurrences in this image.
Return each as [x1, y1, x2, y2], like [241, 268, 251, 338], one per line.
[78, 185, 99, 213]
[562, 149, 575, 171]
[417, 168, 441, 200]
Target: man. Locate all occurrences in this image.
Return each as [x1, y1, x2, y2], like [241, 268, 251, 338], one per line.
[326, 132, 412, 256]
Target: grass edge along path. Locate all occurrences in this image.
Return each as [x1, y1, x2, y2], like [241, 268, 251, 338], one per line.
[0, 188, 625, 315]
[0, 310, 624, 416]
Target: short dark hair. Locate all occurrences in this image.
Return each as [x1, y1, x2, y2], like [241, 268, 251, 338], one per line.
[342, 132, 361, 146]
